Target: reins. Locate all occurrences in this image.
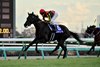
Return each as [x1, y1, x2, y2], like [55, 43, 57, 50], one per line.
[91, 28, 100, 36]
[95, 30, 100, 36]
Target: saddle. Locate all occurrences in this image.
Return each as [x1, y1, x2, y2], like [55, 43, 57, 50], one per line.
[48, 24, 63, 41]
[48, 24, 63, 33]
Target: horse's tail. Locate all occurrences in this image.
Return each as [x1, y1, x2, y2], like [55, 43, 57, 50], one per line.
[69, 31, 83, 44]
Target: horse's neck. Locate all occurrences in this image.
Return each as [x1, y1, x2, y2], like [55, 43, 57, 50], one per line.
[33, 21, 46, 31]
[33, 21, 41, 30]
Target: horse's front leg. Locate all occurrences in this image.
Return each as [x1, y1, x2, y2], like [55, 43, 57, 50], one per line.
[24, 39, 36, 51]
[18, 39, 37, 59]
[87, 43, 96, 54]
[24, 39, 40, 53]
[35, 42, 40, 53]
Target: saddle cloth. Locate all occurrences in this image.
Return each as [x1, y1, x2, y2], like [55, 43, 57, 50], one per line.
[48, 24, 63, 33]
[96, 27, 100, 31]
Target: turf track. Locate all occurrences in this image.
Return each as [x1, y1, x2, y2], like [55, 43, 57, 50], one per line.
[0, 57, 100, 67]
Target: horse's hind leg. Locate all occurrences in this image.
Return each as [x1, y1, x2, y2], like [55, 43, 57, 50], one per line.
[60, 43, 67, 59]
[60, 45, 67, 59]
[49, 45, 59, 55]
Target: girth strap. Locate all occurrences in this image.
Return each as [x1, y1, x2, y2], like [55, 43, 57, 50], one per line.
[49, 33, 55, 41]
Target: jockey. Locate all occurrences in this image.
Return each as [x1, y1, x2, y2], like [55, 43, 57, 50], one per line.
[39, 9, 62, 32]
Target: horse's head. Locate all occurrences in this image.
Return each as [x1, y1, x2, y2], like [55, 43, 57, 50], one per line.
[24, 12, 40, 28]
[85, 25, 96, 36]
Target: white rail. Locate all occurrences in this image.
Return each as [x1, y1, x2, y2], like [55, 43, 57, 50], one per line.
[0, 38, 94, 42]
[0, 38, 99, 60]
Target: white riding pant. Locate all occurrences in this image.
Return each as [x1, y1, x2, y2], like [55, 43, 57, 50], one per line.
[51, 11, 58, 24]
[51, 12, 61, 30]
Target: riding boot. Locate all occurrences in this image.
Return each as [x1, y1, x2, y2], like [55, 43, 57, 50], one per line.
[50, 25, 56, 33]
[54, 25, 57, 32]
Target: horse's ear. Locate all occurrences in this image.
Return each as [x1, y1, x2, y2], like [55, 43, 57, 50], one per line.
[93, 25, 96, 28]
[32, 12, 34, 14]
[28, 12, 30, 15]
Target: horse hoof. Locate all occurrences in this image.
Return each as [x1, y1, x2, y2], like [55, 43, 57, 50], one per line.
[63, 56, 66, 59]
[97, 55, 99, 57]
[63, 57, 66, 59]
[87, 52, 90, 55]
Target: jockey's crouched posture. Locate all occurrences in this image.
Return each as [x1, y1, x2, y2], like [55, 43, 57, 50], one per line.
[39, 9, 62, 33]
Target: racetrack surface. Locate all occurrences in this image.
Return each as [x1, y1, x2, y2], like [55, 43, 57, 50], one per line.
[0, 57, 100, 67]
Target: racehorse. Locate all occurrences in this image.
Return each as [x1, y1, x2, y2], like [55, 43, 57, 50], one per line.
[85, 25, 100, 57]
[23, 12, 83, 58]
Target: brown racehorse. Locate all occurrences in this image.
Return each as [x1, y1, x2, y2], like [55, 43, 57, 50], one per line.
[85, 25, 100, 57]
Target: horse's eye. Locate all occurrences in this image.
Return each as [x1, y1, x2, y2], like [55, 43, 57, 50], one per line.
[89, 29, 91, 31]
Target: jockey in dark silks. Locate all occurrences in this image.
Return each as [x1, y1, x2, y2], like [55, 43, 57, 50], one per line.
[39, 9, 62, 32]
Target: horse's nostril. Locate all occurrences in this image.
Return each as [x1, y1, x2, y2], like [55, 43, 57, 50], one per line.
[24, 24, 26, 27]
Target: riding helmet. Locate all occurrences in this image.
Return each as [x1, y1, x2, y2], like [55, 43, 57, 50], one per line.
[40, 9, 45, 14]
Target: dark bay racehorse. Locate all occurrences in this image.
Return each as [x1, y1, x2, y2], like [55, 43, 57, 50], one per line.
[85, 25, 100, 57]
[23, 12, 83, 58]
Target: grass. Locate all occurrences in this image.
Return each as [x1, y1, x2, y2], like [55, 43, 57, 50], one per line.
[0, 57, 100, 67]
